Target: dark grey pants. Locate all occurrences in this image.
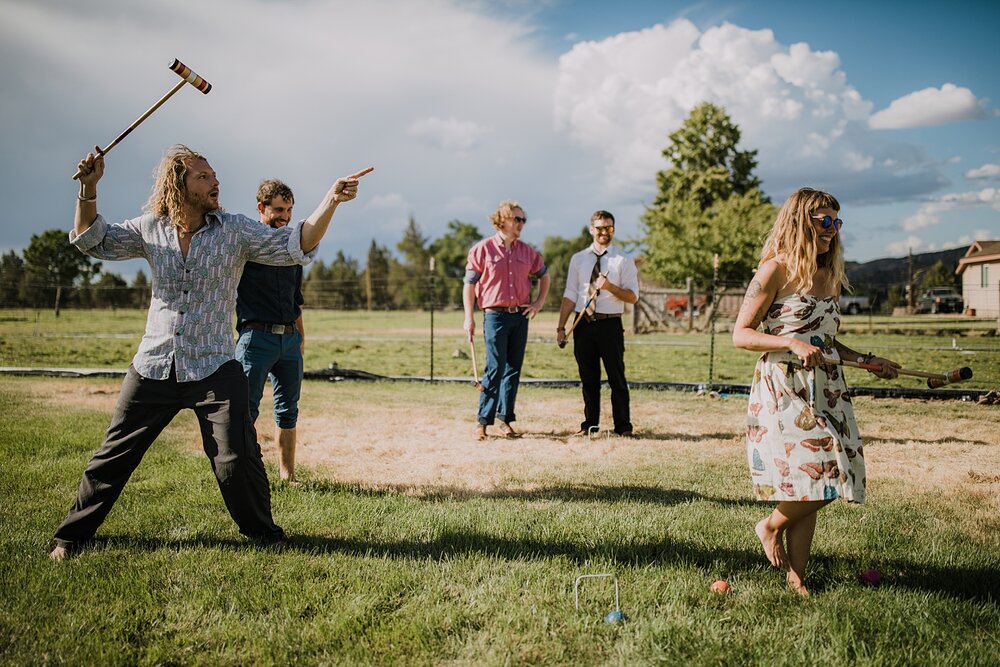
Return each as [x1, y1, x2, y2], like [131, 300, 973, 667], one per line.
[53, 360, 284, 548]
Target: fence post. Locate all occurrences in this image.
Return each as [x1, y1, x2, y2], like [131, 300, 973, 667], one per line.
[429, 257, 435, 382]
[707, 254, 719, 390]
[686, 276, 694, 332]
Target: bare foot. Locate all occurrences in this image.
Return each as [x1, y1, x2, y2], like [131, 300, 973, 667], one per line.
[474, 425, 487, 441]
[755, 518, 788, 570]
[787, 573, 810, 597]
[49, 546, 69, 561]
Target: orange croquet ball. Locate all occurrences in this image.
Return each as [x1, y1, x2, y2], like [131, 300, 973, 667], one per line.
[710, 579, 730, 593]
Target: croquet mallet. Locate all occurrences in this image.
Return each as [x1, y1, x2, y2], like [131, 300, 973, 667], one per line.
[808, 336, 972, 389]
[73, 59, 212, 180]
[468, 338, 484, 392]
[558, 278, 603, 349]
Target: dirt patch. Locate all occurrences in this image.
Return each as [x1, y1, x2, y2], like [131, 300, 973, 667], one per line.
[24, 377, 999, 495]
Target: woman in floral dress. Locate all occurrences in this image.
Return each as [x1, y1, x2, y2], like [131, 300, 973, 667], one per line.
[732, 187, 900, 595]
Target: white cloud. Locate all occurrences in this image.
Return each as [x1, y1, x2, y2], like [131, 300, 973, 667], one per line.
[869, 84, 988, 129]
[885, 235, 928, 255]
[407, 116, 491, 151]
[902, 188, 1000, 230]
[965, 163, 1000, 180]
[552, 19, 945, 204]
[885, 229, 994, 256]
[0, 0, 572, 263]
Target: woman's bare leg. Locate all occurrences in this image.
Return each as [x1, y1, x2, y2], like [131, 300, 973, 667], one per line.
[784, 509, 821, 596]
[756, 500, 830, 574]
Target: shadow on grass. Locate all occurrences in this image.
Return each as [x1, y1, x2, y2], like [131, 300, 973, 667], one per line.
[866, 436, 996, 447]
[85, 530, 1000, 605]
[522, 429, 741, 442]
[291, 479, 759, 507]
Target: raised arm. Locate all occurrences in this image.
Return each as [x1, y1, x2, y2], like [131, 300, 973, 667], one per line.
[300, 167, 374, 253]
[74, 147, 104, 236]
[732, 261, 823, 368]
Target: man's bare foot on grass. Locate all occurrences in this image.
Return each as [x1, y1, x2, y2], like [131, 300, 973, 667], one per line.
[49, 546, 69, 561]
[497, 422, 520, 439]
[474, 425, 487, 441]
[755, 518, 788, 570]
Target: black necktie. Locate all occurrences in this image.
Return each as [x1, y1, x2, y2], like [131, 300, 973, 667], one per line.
[586, 251, 605, 316]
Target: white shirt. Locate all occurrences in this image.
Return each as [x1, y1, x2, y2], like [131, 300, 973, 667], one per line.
[562, 243, 639, 315]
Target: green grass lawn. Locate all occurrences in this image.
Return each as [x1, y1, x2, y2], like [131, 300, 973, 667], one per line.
[1, 308, 998, 389]
[1, 377, 998, 665]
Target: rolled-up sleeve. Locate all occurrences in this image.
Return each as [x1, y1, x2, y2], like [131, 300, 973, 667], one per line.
[69, 214, 147, 260]
[464, 244, 483, 284]
[242, 217, 316, 266]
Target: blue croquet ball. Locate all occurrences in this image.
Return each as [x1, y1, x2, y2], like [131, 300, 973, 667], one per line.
[604, 610, 628, 624]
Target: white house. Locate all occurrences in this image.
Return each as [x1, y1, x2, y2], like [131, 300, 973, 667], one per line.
[956, 240, 1000, 317]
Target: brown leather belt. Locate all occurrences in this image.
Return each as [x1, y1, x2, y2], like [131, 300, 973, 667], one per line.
[577, 312, 622, 322]
[241, 321, 297, 335]
[484, 306, 524, 313]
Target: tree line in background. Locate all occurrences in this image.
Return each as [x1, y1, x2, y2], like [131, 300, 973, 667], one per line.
[0, 102, 965, 315]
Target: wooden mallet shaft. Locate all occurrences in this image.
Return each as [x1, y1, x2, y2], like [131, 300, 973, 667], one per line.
[821, 355, 973, 389]
[469, 339, 484, 392]
[73, 59, 212, 180]
[559, 285, 601, 349]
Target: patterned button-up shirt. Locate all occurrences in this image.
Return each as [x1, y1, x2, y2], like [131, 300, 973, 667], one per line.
[70, 211, 316, 382]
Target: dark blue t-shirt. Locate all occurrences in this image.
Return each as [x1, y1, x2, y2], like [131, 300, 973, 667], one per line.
[236, 261, 303, 329]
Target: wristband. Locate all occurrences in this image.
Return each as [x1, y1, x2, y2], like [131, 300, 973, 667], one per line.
[860, 352, 875, 364]
[77, 193, 97, 202]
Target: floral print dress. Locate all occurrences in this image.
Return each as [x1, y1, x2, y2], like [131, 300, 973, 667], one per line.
[746, 294, 866, 503]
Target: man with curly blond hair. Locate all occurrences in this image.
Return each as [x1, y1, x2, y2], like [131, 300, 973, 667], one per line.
[463, 200, 549, 440]
[50, 145, 372, 560]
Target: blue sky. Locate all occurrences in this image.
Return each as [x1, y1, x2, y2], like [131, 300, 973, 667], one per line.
[1, 0, 997, 280]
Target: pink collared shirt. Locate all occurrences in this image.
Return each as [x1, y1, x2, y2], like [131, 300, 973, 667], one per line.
[464, 234, 547, 308]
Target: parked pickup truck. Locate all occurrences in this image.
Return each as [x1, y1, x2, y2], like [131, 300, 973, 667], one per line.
[838, 295, 870, 315]
[915, 286, 963, 314]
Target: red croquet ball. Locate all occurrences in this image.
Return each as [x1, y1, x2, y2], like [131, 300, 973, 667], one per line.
[710, 579, 730, 593]
[860, 568, 882, 586]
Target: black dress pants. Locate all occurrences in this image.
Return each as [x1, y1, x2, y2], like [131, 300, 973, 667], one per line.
[572, 316, 632, 434]
[53, 360, 284, 548]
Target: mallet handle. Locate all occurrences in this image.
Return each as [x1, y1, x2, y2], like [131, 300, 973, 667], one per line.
[72, 58, 212, 180]
[560, 289, 599, 348]
[821, 355, 945, 381]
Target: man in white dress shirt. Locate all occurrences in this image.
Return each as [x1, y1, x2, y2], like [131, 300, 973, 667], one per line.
[556, 210, 639, 437]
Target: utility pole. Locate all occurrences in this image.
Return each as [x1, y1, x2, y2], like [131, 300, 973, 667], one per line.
[907, 248, 915, 311]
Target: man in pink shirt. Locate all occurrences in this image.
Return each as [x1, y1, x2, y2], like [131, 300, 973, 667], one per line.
[463, 201, 550, 440]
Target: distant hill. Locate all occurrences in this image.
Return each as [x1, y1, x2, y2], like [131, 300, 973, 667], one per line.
[845, 246, 968, 291]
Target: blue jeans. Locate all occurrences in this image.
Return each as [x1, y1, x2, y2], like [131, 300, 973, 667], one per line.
[478, 311, 528, 425]
[235, 329, 303, 429]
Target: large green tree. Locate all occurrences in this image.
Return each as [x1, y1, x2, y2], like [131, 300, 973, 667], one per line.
[428, 220, 483, 308]
[642, 102, 774, 288]
[22, 229, 100, 314]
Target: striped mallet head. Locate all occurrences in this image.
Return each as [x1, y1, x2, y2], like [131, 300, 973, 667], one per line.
[168, 59, 212, 94]
[926, 367, 973, 389]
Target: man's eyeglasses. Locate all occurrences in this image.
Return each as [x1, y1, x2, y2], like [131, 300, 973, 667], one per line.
[810, 215, 844, 231]
[593, 225, 614, 233]
[512, 216, 527, 224]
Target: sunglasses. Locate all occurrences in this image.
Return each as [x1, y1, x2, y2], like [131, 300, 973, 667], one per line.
[811, 214, 844, 231]
[512, 216, 527, 224]
[593, 225, 614, 233]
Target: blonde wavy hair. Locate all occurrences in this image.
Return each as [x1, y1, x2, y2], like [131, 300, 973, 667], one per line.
[143, 144, 210, 226]
[760, 187, 849, 295]
[489, 200, 523, 231]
